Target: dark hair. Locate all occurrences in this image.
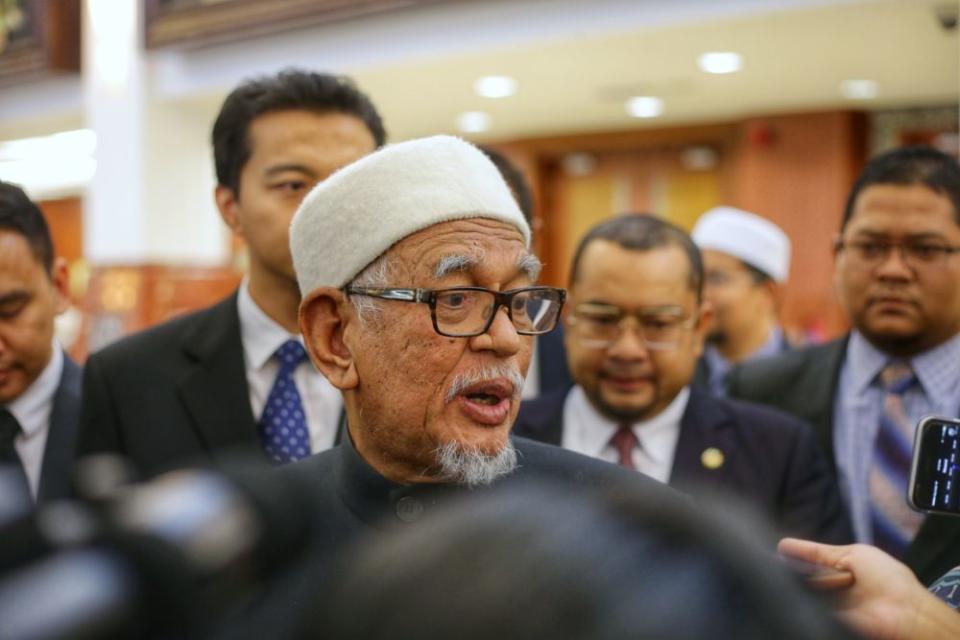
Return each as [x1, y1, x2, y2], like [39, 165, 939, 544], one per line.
[480, 146, 535, 224]
[0, 181, 54, 274]
[842, 145, 960, 230]
[305, 482, 855, 640]
[212, 68, 386, 194]
[569, 213, 703, 299]
[743, 260, 773, 285]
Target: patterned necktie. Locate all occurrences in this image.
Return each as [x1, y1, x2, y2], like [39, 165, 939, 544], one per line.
[869, 361, 925, 558]
[609, 425, 638, 470]
[258, 340, 311, 464]
[0, 408, 31, 500]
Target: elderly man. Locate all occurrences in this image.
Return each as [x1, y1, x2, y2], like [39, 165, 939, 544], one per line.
[729, 146, 960, 585]
[691, 206, 792, 396]
[273, 136, 672, 557]
[513, 214, 850, 543]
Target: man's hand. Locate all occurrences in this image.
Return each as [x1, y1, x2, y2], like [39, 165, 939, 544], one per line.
[778, 537, 960, 640]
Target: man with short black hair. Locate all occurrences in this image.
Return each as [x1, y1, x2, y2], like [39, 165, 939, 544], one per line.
[78, 69, 384, 477]
[729, 146, 960, 584]
[514, 213, 850, 542]
[0, 180, 79, 503]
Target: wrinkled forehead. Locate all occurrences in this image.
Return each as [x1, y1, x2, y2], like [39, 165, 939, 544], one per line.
[389, 218, 541, 283]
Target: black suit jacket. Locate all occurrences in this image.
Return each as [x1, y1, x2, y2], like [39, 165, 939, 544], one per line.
[78, 293, 261, 478]
[36, 354, 82, 502]
[726, 337, 960, 585]
[534, 326, 573, 395]
[513, 386, 852, 544]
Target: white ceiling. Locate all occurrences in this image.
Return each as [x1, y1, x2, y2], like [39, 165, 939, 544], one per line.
[0, 0, 956, 144]
[351, 0, 959, 142]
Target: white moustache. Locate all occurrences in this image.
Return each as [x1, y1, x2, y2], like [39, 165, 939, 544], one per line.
[445, 364, 525, 404]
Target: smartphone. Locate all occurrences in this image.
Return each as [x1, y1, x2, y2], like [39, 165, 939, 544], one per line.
[908, 416, 960, 515]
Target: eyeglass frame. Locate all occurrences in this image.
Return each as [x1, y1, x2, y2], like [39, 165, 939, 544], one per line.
[566, 302, 700, 351]
[342, 285, 567, 337]
[834, 237, 960, 268]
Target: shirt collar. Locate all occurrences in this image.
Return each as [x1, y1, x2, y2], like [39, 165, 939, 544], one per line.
[847, 330, 960, 398]
[7, 342, 63, 437]
[237, 279, 301, 370]
[568, 384, 689, 463]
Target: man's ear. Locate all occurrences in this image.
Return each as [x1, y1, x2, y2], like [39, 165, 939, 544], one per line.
[50, 257, 70, 314]
[300, 287, 359, 391]
[692, 300, 714, 357]
[215, 184, 242, 234]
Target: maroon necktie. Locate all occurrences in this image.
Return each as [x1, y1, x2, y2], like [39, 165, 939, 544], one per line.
[609, 425, 638, 470]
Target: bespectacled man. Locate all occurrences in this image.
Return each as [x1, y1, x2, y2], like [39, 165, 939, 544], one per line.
[513, 213, 851, 543]
[728, 146, 960, 586]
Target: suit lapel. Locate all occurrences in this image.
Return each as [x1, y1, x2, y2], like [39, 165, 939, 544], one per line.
[37, 354, 82, 502]
[513, 387, 569, 446]
[669, 389, 735, 491]
[176, 293, 259, 458]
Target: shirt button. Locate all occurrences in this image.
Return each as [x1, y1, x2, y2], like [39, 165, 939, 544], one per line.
[395, 496, 424, 523]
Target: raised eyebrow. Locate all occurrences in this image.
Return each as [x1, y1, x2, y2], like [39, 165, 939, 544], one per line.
[434, 254, 478, 280]
[517, 253, 542, 281]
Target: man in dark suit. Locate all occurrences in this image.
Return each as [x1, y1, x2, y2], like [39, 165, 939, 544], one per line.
[0, 181, 81, 503]
[514, 213, 851, 543]
[77, 70, 385, 478]
[728, 146, 960, 585]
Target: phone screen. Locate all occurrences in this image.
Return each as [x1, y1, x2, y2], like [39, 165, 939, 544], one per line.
[910, 417, 960, 513]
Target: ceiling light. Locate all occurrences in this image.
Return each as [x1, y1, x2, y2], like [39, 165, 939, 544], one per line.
[697, 52, 743, 74]
[457, 111, 491, 133]
[840, 79, 878, 100]
[626, 96, 663, 119]
[474, 75, 517, 99]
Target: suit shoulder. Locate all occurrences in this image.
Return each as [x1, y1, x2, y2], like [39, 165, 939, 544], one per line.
[713, 395, 814, 437]
[87, 295, 236, 366]
[728, 338, 845, 395]
[511, 436, 674, 494]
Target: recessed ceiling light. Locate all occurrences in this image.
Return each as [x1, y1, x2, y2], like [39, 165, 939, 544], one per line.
[840, 79, 878, 100]
[697, 52, 743, 74]
[474, 75, 517, 99]
[626, 96, 663, 118]
[457, 111, 491, 133]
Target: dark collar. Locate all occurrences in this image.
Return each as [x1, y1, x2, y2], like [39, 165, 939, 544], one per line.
[333, 434, 470, 530]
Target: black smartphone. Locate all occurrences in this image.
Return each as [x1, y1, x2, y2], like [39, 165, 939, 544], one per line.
[908, 416, 960, 515]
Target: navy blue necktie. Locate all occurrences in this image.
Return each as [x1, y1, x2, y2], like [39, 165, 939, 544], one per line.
[869, 362, 924, 558]
[258, 340, 311, 464]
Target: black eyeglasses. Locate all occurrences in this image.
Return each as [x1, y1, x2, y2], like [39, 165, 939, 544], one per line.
[835, 238, 960, 268]
[343, 286, 566, 337]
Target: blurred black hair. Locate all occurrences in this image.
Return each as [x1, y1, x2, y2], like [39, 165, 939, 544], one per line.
[0, 180, 55, 275]
[841, 145, 960, 231]
[304, 480, 856, 640]
[480, 146, 535, 224]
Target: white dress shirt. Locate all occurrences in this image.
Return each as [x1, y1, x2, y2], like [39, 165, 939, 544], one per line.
[561, 385, 689, 483]
[238, 282, 342, 454]
[8, 342, 63, 500]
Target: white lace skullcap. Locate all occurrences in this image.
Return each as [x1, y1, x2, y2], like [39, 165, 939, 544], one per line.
[692, 206, 791, 282]
[290, 135, 530, 293]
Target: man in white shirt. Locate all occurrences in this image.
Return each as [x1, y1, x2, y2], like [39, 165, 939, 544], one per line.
[0, 181, 80, 503]
[77, 70, 384, 477]
[513, 213, 851, 542]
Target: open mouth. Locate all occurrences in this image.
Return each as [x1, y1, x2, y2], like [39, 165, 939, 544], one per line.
[455, 379, 515, 426]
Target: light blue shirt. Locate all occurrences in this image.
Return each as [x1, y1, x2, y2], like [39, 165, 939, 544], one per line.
[704, 327, 787, 396]
[834, 331, 960, 542]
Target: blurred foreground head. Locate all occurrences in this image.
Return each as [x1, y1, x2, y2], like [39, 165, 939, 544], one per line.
[306, 481, 857, 640]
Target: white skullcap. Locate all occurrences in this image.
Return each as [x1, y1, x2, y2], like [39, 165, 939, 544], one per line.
[691, 206, 791, 282]
[290, 134, 530, 293]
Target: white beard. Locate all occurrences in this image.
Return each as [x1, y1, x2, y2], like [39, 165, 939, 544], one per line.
[434, 440, 518, 487]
